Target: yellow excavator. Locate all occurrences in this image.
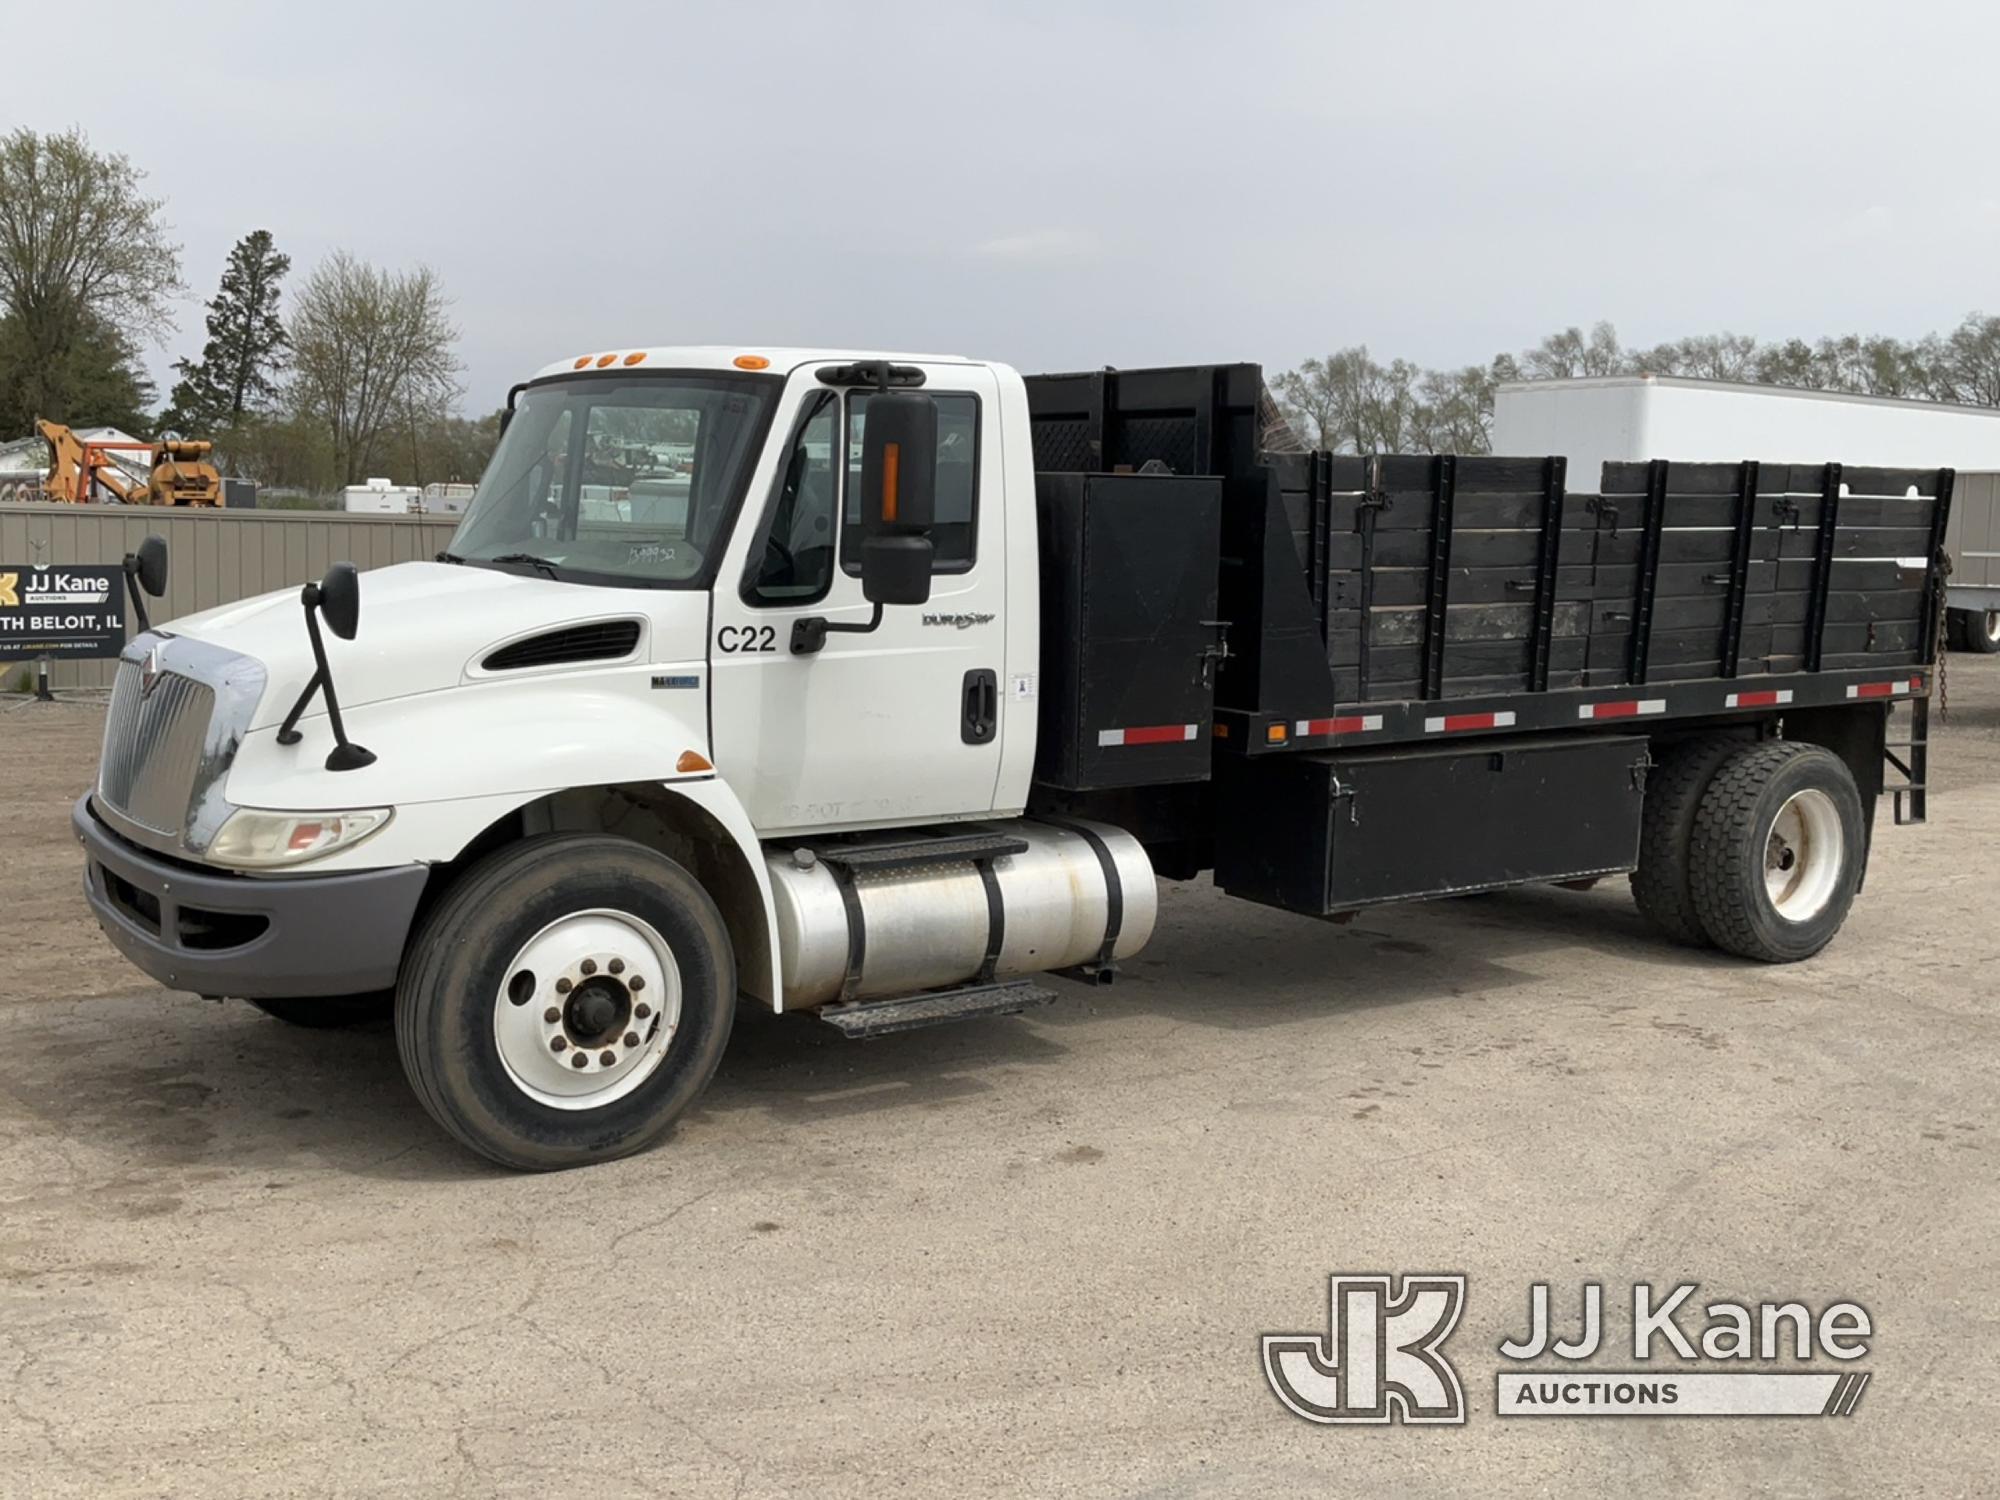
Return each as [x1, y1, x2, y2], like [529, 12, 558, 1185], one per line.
[34, 419, 222, 506]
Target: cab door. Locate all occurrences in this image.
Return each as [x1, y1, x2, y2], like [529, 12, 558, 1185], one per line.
[708, 362, 1007, 836]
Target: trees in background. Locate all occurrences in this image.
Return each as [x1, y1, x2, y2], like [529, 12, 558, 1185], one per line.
[286, 252, 461, 486]
[163, 230, 290, 436]
[1274, 312, 2000, 456]
[0, 128, 180, 435]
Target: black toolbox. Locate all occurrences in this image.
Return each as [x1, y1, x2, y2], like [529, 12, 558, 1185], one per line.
[1034, 472, 1224, 791]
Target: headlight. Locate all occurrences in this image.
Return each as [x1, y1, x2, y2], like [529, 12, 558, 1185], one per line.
[207, 807, 392, 868]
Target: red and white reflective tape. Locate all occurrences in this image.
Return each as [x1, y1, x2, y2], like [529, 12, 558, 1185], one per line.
[1576, 698, 1667, 721]
[1294, 713, 1385, 738]
[1422, 710, 1517, 734]
[1096, 723, 1199, 747]
[1724, 688, 1793, 708]
[1845, 677, 1922, 700]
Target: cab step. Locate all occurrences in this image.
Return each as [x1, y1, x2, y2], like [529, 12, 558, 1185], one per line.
[810, 830, 1029, 874]
[817, 979, 1058, 1040]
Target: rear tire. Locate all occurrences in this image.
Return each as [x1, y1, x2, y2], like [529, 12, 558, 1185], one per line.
[1959, 608, 2000, 655]
[247, 993, 392, 1027]
[395, 834, 735, 1171]
[1688, 742, 1866, 963]
[1630, 735, 1744, 947]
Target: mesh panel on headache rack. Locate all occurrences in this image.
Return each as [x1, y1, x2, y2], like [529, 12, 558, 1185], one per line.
[1032, 419, 1094, 473]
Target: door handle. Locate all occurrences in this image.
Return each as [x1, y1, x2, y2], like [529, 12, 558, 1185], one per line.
[961, 668, 997, 745]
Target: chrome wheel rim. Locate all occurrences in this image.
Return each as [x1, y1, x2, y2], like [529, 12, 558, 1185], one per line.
[492, 909, 682, 1110]
[1764, 789, 1843, 922]
[1984, 610, 2000, 646]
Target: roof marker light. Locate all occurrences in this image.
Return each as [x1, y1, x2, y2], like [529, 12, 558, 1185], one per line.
[733, 354, 770, 370]
[595, 353, 618, 368]
[573, 356, 593, 369]
[623, 351, 647, 366]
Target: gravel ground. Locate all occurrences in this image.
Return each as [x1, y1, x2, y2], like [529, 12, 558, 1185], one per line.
[0, 666, 1995, 1498]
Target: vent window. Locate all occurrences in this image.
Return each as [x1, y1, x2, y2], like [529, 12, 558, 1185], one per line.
[482, 620, 642, 671]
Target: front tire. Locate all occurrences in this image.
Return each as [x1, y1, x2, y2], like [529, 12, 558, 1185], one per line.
[396, 834, 735, 1170]
[1688, 742, 1866, 963]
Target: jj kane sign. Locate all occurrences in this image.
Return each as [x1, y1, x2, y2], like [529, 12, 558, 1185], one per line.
[0, 565, 127, 659]
[1264, 1275, 1873, 1424]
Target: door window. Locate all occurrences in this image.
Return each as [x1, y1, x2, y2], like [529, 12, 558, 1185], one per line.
[744, 391, 841, 604]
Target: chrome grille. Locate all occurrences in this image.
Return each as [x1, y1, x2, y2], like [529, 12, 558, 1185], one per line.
[99, 660, 217, 837]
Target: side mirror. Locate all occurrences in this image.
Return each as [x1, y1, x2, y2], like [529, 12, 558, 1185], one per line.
[857, 390, 936, 607]
[132, 535, 168, 597]
[317, 562, 362, 641]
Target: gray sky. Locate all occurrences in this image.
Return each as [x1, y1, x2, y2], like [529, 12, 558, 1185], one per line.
[24, 0, 2000, 411]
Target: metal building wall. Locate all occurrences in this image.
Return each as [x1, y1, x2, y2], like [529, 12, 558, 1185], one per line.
[0, 504, 460, 689]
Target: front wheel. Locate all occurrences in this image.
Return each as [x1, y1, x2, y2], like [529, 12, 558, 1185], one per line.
[1687, 742, 1866, 963]
[396, 834, 735, 1170]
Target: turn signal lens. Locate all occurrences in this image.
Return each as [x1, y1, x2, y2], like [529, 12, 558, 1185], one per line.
[675, 750, 713, 774]
[733, 354, 770, 370]
[208, 807, 392, 868]
[881, 442, 900, 522]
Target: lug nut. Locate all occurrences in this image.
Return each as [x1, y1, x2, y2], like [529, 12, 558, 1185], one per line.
[572, 1053, 589, 1069]
[580, 959, 597, 976]
[629, 975, 645, 992]
[556, 977, 572, 994]
[609, 958, 624, 975]
[544, 1007, 561, 1024]
[634, 1002, 651, 1019]
[623, 1032, 640, 1048]
[599, 1050, 616, 1066]
[551, 1037, 567, 1052]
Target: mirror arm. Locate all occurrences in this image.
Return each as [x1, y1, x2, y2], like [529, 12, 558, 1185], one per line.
[275, 582, 377, 770]
[120, 557, 151, 634]
[789, 602, 884, 657]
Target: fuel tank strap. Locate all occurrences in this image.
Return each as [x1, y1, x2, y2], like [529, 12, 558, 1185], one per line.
[1030, 817, 1124, 971]
[976, 860, 1005, 984]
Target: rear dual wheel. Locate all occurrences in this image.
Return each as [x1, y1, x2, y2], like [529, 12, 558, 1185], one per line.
[395, 834, 735, 1170]
[1634, 738, 1866, 962]
[1950, 607, 2000, 654]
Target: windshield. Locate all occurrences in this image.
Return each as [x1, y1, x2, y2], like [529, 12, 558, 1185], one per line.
[450, 372, 777, 585]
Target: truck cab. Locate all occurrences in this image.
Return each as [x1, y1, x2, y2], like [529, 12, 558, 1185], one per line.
[75, 348, 1155, 1169]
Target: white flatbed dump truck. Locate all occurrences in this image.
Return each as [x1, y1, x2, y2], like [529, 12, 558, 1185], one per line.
[77, 348, 1955, 1169]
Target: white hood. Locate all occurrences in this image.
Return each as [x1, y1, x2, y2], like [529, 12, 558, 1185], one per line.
[163, 561, 708, 729]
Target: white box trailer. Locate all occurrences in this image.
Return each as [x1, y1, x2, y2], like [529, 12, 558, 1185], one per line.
[341, 477, 424, 514]
[1492, 376, 2000, 651]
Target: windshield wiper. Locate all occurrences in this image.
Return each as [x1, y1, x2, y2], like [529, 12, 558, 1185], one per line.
[486, 552, 563, 579]
[435, 550, 466, 564]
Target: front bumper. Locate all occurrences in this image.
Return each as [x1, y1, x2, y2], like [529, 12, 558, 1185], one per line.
[74, 794, 429, 999]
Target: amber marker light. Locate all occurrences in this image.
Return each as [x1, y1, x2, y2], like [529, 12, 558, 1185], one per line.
[881, 442, 900, 522]
[733, 354, 770, 370]
[676, 750, 713, 774]
[623, 351, 647, 366]
[573, 356, 593, 369]
[595, 353, 618, 368]
[1266, 723, 1288, 744]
